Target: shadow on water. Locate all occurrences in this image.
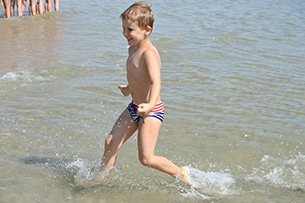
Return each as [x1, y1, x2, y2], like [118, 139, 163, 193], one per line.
[20, 156, 103, 193]
[0, 12, 63, 74]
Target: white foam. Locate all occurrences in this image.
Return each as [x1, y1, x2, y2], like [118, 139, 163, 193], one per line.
[1, 70, 56, 84]
[246, 154, 305, 191]
[1, 70, 32, 83]
[182, 167, 236, 199]
[1, 72, 18, 80]
[65, 158, 109, 188]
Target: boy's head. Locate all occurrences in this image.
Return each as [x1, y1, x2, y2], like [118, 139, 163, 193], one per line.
[120, 2, 154, 31]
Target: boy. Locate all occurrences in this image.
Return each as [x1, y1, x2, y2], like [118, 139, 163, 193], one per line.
[98, 2, 191, 185]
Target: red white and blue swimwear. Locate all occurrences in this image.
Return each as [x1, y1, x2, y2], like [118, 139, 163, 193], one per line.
[127, 100, 165, 123]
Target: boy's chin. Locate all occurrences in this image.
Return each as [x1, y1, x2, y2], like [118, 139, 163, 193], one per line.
[127, 40, 134, 46]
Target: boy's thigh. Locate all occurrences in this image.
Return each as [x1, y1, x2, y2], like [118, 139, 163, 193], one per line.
[109, 108, 138, 144]
[137, 117, 162, 154]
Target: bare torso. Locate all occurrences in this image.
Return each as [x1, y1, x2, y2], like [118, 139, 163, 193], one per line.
[126, 42, 161, 104]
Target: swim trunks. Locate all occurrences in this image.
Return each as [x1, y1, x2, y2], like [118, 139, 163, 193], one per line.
[127, 100, 165, 123]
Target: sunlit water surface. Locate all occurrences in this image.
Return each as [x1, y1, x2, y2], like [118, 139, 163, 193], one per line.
[1, 0, 305, 202]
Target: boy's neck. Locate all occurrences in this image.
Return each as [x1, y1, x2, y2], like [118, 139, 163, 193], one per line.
[135, 36, 151, 49]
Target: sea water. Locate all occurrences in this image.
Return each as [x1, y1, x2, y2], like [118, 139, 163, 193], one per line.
[0, 0, 305, 202]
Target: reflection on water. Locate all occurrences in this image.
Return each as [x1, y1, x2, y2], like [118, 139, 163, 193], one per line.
[0, 13, 63, 74]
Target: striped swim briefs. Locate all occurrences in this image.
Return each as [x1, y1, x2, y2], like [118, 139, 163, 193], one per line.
[127, 100, 165, 123]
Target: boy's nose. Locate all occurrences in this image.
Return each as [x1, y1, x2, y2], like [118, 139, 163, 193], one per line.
[123, 30, 128, 37]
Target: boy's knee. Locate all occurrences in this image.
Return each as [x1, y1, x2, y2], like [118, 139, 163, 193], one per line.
[139, 156, 153, 167]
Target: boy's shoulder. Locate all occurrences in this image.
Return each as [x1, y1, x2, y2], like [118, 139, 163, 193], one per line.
[141, 45, 161, 67]
[143, 44, 160, 58]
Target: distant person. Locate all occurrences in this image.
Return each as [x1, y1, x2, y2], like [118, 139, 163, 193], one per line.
[28, 0, 35, 15]
[11, 0, 24, 16]
[35, 0, 42, 14]
[21, 0, 26, 15]
[45, 0, 58, 12]
[2, 0, 12, 18]
[54, 0, 59, 11]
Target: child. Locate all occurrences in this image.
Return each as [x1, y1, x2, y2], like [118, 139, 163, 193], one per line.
[99, 2, 191, 185]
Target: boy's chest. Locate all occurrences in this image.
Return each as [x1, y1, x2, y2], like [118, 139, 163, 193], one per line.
[127, 52, 145, 73]
[127, 49, 141, 65]
[126, 54, 148, 82]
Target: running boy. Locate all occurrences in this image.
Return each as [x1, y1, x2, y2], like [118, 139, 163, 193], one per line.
[99, 2, 191, 185]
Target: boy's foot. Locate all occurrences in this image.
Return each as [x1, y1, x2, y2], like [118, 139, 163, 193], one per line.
[178, 166, 193, 186]
[74, 166, 110, 188]
[74, 171, 108, 188]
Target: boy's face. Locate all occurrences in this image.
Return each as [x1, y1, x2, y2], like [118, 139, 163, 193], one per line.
[122, 19, 151, 46]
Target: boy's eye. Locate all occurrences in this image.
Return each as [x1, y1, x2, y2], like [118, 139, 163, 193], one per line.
[122, 27, 133, 32]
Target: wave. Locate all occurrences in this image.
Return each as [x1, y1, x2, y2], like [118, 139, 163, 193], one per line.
[212, 32, 255, 46]
[180, 167, 236, 200]
[0, 70, 57, 84]
[246, 154, 305, 191]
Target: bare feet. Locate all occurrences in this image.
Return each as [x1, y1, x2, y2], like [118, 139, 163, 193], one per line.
[177, 166, 192, 186]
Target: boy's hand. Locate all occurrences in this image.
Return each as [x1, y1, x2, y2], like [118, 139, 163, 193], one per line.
[118, 84, 130, 96]
[138, 103, 153, 117]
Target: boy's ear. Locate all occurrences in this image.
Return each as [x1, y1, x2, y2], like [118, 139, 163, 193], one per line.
[145, 26, 153, 35]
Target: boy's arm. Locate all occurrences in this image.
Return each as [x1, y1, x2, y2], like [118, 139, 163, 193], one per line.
[118, 46, 133, 97]
[118, 84, 131, 96]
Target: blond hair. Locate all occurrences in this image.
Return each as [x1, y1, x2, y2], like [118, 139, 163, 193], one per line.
[120, 2, 154, 30]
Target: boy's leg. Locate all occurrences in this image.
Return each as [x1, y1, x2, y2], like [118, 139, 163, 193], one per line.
[137, 117, 191, 184]
[137, 117, 180, 175]
[100, 108, 138, 173]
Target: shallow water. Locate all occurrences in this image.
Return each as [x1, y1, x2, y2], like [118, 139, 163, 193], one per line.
[1, 0, 305, 202]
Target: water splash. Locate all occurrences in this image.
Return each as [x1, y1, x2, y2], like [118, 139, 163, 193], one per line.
[21, 156, 238, 198]
[1, 71, 33, 83]
[65, 158, 110, 188]
[246, 154, 305, 191]
[181, 166, 236, 200]
[0, 70, 57, 84]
